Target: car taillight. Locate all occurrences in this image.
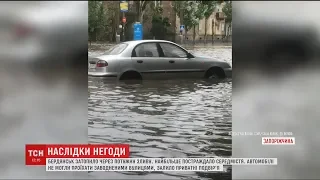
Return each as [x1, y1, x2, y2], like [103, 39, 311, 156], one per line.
[96, 60, 108, 67]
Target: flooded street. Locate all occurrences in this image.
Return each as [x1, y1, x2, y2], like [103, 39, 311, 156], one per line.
[88, 46, 232, 179]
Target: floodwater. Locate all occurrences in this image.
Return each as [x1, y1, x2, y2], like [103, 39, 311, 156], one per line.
[88, 47, 232, 179]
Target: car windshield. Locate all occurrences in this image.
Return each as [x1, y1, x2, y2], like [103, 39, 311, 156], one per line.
[104, 43, 128, 55]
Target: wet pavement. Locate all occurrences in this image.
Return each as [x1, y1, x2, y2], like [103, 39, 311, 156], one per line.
[88, 46, 232, 179]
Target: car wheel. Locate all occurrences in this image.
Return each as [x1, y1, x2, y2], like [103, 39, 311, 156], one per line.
[208, 70, 220, 79]
[205, 67, 225, 79]
[120, 71, 142, 81]
[208, 73, 219, 79]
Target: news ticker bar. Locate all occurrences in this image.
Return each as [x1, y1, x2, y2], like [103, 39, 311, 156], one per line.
[46, 158, 278, 172]
[25, 144, 286, 167]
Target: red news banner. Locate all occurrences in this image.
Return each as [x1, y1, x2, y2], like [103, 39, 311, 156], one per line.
[25, 144, 130, 165]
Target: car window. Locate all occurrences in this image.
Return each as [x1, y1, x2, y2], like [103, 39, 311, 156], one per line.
[134, 43, 159, 57]
[159, 43, 188, 58]
[104, 43, 128, 55]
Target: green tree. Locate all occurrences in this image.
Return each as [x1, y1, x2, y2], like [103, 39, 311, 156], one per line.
[104, 1, 119, 42]
[134, 1, 151, 23]
[173, 1, 206, 45]
[88, 1, 98, 42]
[88, 1, 108, 43]
[150, 15, 170, 40]
[222, 1, 232, 38]
[200, 1, 218, 44]
[149, 2, 163, 17]
[222, 1, 232, 23]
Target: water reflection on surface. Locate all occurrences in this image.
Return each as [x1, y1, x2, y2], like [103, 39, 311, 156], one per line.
[88, 47, 232, 179]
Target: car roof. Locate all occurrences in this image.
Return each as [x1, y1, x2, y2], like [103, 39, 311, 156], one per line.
[123, 40, 177, 46]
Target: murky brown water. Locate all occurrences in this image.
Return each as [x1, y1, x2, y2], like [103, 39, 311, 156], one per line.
[88, 47, 232, 179]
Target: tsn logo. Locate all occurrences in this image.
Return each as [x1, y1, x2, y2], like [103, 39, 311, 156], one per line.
[25, 145, 46, 165]
[28, 150, 43, 163]
[28, 149, 44, 157]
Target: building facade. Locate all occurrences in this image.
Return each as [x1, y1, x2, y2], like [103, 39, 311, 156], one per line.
[173, 1, 229, 42]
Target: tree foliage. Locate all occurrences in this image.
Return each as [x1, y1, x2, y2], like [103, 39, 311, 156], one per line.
[134, 1, 151, 23]
[199, 1, 218, 19]
[150, 2, 172, 40]
[222, 1, 232, 23]
[88, 1, 108, 41]
[88, 1, 98, 33]
[173, 1, 207, 31]
[150, 15, 170, 40]
[149, 2, 163, 17]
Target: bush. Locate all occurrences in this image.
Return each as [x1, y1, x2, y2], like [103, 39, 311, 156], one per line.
[150, 15, 170, 40]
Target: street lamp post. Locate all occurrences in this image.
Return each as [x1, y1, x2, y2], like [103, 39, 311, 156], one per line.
[120, 1, 128, 42]
[122, 12, 125, 41]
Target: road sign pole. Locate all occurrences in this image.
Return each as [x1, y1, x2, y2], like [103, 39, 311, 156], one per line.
[122, 12, 125, 41]
[120, 1, 128, 42]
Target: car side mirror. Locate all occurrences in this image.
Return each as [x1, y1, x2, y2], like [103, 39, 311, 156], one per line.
[187, 52, 194, 58]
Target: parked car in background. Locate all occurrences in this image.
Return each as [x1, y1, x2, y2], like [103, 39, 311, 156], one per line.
[88, 40, 232, 80]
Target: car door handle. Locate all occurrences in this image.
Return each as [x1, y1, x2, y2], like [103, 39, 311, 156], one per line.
[169, 60, 175, 63]
[137, 60, 143, 63]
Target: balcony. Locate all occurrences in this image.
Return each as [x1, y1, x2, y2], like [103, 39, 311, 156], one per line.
[216, 12, 225, 20]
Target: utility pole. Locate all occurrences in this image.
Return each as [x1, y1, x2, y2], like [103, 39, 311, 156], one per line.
[179, 2, 184, 44]
[122, 12, 125, 41]
[119, 1, 128, 42]
[117, 1, 121, 42]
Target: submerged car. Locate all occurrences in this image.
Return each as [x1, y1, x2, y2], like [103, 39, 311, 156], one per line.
[88, 40, 232, 80]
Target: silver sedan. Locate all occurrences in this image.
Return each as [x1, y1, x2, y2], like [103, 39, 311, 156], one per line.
[88, 40, 232, 80]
